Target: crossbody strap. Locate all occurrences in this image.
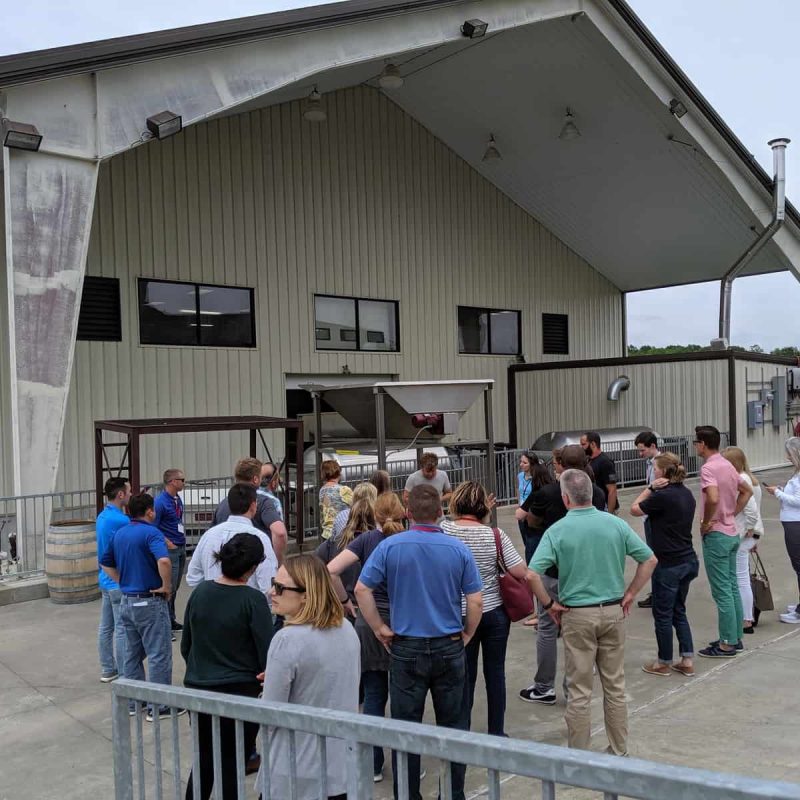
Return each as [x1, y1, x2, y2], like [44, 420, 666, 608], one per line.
[492, 527, 507, 574]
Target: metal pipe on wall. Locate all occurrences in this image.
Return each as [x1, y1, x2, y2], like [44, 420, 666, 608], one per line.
[719, 137, 790, 341]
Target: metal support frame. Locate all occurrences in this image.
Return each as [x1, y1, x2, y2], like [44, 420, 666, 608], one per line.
[312, 392, 323, 537]
[93, 415, 305, 545]
[484, 384, 497, 526]
[374, 388, 387, 471]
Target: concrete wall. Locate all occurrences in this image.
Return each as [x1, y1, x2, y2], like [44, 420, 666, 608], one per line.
[48, 86, 622, 492]
[0, 193, 13, 497]
[515, 358, 730, 447]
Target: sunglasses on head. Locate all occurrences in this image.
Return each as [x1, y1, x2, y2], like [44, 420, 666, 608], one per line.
[271, 578, 304, 596]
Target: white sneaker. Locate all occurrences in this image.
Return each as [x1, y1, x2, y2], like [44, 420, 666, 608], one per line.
[787, 604, 798, 613]
[780, 611, 800, 624]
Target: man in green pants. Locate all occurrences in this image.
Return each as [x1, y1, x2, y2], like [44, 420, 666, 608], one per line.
[694, 426, 753, 657]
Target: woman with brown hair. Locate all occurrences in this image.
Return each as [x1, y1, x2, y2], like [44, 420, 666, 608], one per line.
[258, 554, 359, 800]
[326, 492, 406, 782]
[631, 452, 698, 677]
[318, 460, 353, 540]
[442, 481, 527, 736]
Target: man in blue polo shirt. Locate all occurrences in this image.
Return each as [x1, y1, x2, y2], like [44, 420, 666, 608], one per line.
[96, 477, 131, 683]
[154, 467, 186, 631]
[356, 484, 482, 800]
[100, 492, 179, 721]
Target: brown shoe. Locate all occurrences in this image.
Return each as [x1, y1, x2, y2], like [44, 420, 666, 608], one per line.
[245, 754, 261, 775]
[670, 663, 695, 677]
[641, 662, 670, 677]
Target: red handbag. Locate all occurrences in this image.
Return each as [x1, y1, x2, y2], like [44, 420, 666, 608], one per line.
[492, 528, 534, 622]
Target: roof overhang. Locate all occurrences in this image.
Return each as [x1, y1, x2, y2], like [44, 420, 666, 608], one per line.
[1, 0, 798, 292]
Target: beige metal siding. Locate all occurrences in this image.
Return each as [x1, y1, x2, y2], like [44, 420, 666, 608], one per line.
[54, 86, 621, 491]
[735, 360, 792, 470]
[515, 359, 730, 446]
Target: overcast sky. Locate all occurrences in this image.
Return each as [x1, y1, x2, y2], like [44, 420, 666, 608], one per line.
[3, 0, 799, 350]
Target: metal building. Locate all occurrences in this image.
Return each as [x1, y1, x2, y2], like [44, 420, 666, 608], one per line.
[1, 0, 799, 496]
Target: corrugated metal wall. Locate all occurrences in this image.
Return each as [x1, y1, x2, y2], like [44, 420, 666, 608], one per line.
[734, 359, 793, 469]
[515, 359, 730, 447]
[52, 85, 622, 492]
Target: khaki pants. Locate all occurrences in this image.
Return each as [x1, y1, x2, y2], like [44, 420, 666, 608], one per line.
[561, 604, 628, 755]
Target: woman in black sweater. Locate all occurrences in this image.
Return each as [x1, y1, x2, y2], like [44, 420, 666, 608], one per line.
[181, 532, 273, 800]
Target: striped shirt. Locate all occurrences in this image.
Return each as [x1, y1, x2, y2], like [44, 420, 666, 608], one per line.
[441, 520, 524, 613]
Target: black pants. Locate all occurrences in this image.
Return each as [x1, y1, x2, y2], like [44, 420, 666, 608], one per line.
[185, 681, 261, 800]
[784, 521, 800, 605]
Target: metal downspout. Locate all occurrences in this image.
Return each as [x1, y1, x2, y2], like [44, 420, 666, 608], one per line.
[719, 138, 790, 341]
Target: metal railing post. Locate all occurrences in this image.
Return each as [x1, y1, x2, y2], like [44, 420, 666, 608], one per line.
[111, 686, 134, 800]
[346, 740, 373, 799]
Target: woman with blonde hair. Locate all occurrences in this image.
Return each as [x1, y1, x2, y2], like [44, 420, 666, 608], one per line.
[326, 492, 405, 781]
[330, 482, 378, 542]
[723, 446, 763, 633]
[765, 437, 800, 623]
[442, 480, 527, 736]
[316, 485, 377, 609]
[631, 452, 698, 677]
[259, 554, 359, 800]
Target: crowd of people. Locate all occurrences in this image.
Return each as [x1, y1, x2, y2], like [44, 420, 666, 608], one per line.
[93, 429, 800, 799]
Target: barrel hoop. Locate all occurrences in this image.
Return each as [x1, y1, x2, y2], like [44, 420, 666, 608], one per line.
[46, 569, 99, 580]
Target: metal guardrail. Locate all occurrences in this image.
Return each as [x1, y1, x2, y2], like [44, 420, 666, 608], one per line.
[111, 678, 800, 800]
[0, 435, 728, 582]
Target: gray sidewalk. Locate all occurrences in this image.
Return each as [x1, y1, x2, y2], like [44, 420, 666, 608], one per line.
[2, 469, 800, 799]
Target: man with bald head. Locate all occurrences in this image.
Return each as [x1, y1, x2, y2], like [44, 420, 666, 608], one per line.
[528, 469, 656, 757]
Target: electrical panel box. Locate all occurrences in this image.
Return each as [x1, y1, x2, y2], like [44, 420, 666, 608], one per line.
[788, 367, 800, 395]
[772, 375, 788, 428]
[747, 400, 764, 430]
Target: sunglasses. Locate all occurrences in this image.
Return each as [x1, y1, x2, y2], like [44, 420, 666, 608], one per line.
[271, 578, 304, 596]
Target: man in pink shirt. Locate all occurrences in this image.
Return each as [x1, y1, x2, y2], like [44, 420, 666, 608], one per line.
[694, 426, 753, 657]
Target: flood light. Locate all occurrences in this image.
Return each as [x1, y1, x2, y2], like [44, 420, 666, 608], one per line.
[146, 110, 182, 140]
[1, 118, 42, 151]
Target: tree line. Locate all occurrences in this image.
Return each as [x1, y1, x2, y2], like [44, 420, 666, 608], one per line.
[628, 344, 800, 357]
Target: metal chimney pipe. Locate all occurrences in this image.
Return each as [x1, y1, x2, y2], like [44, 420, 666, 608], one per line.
[719, 137, 790, 341]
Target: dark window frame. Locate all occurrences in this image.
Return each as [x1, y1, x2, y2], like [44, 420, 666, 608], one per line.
[313, 293, 400, 353]
[457, 305, 522, 356]
[541, 312, 570, 355]
[137, 277, 256, 348]
[77, 276, 122, 342]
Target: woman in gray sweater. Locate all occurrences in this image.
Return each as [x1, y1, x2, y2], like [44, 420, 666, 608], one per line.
[257, 554, 360, 800]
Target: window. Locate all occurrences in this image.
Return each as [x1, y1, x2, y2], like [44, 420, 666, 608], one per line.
[542, 313, 569, 355]
[314, 295, 399, 352]
[458, 306, 520, 355]
[138, 279, 255, 347]
[77, 277, 122, 341]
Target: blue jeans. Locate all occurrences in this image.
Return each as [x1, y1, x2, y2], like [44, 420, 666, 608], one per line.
[98, 588, 126, 676]
[120, 595, 173, 711]
[389, 635, 467, 800]
[168, 545, 186, 624]
[518, 522, 541, 565]
[362, 670, 389, 774]
[651, 557, 699, 663]
[464, 605, 510, 735]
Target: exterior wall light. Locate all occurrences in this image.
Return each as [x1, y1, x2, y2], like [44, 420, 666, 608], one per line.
[303, 88, 327, 122]
[461, 19, 488, 39]
[558, 108, 581, 140]
[669, 98, 688, 118]
[378, 63, 404, 90]
[482, 134, 502, 161]
[146, 111, 182, 140]
[1, 118, 42, 151]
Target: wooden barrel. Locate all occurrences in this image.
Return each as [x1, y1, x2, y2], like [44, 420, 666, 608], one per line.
[46, 520, 100, 604]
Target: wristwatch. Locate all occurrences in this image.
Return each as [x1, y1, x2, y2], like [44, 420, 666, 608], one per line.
[542, 598, 554, 611]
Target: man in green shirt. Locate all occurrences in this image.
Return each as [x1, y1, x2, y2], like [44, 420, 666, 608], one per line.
[528, 469, 657, 756]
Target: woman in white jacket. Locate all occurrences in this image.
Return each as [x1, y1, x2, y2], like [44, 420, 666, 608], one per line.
[723, 447, 763, 634]
[765, 437, 800, 624]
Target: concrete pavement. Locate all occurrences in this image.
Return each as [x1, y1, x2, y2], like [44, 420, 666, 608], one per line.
[2, 468, 800, 799]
